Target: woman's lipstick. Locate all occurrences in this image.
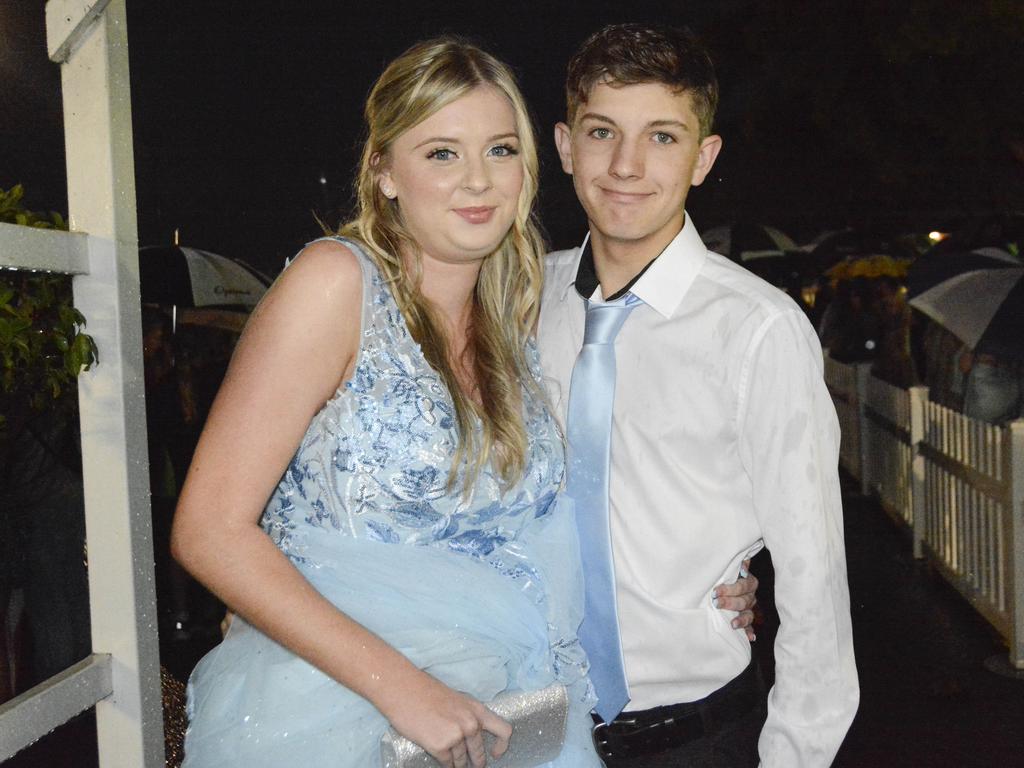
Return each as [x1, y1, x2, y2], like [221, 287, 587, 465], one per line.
[453, 206, 496, 224]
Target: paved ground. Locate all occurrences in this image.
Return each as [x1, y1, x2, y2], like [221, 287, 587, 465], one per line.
[752, 475, 1024, 767]
[9, 476, 1024, 766]
[834, 480, 1024, 767]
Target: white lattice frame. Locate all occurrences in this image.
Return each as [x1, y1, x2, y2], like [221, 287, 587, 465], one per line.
[0, 1, 163, 764]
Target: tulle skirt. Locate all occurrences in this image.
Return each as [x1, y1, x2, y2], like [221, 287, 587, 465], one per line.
[183, 498, 600, 767]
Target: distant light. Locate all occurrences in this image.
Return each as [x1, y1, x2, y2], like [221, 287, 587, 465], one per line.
[928, 231, 949, 243]
[319, 175, 327, 185]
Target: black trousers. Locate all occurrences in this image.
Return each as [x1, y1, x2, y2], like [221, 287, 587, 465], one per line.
[596, 660, 767, 767]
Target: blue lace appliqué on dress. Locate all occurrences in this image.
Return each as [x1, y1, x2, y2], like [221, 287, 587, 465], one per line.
[259, 239, 565, 582]
[184, 239, 600, 768]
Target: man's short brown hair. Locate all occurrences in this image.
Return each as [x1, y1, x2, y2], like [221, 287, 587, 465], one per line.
[565, 24, 719, 139]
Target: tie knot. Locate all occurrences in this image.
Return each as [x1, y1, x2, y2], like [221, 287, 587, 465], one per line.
[583, 296, 639, 345]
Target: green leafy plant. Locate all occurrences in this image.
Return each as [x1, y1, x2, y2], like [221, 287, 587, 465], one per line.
[0, 184, 97, 433]
[0, 184, 67, 230]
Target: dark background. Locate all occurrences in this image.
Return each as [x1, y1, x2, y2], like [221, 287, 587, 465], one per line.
[4, 5, 1024, 766]
[4, 0, 1024, 275]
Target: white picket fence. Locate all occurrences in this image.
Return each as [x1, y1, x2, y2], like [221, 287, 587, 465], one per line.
[825, 355, 1024, 669]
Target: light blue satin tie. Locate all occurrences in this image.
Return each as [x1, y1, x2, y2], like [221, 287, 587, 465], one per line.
[566, 293, 641, 722]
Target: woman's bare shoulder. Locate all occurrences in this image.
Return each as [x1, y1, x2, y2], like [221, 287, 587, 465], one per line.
[250, 239, 363, 324]
[227, 238, 364, 404]
[283, 238, 364, 287]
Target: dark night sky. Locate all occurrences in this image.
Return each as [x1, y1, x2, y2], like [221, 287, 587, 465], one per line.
[4, 0, 1024, 275]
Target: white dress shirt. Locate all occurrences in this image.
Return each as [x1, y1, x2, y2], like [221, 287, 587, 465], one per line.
[537, 216, 859, 767]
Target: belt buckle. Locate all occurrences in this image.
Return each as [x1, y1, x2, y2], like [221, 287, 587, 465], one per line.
[591, 716, 639, 759]
[593, 710, 707, 759]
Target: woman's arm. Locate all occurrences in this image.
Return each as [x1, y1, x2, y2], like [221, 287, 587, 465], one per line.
[171, 240, 509, 768]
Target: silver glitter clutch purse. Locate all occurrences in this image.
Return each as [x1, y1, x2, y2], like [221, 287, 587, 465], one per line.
[380, 683, 569, 768]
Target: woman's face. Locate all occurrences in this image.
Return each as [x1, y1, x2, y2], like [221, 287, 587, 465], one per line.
[379, 85, 525, 267]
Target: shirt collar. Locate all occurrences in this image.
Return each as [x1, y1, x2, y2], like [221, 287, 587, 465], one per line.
[558, 232, 590, 302]
[564, 212, 708, 318]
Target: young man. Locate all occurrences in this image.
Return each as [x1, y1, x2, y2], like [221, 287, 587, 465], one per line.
[538, 24, 859, 766]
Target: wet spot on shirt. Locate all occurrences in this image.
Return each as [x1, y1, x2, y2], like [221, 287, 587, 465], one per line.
[801, 693, 820, 720]
[714, 313, 730, 340]
[783, 411, 808, 454]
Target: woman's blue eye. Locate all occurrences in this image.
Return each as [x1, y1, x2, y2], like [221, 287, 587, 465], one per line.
[427, 148, 456, 161]
[489, 144, 519, 157]
[590, 127, 612, 139]
[653, 132, 676, 144]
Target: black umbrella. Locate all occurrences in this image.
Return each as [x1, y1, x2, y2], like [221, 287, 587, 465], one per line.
[974, 274, 1024, 360]
[701, 223, 796, 261]
[927, 214, 1024, 257]
[783, 229, 920, 292]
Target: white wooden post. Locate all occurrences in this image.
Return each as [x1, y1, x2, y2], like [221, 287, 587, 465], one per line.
[909, 385, 928, 559]
[855, 363, 871, 495]
[1008, 420, 1024, 669]
[47, 0, 164, 764]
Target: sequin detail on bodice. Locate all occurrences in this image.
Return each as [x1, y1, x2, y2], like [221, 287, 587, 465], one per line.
[260, 239, 565, 569]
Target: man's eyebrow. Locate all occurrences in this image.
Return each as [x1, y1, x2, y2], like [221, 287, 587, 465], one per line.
[578, 114, 691, 131]
[578, 112, 617, 125]
[648, 119, 691, 132]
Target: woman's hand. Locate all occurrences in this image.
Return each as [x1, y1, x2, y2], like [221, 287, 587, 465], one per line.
[382, 670, 512, 768]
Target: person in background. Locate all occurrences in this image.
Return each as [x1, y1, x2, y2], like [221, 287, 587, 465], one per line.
[961, 349, 1024, 425]
[868, 277, 917, 389]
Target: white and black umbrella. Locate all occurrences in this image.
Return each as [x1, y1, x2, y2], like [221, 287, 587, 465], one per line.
[907, 247, 1020, 298]
[909, 266, 1024, 360]
[139, 246, 271, 310]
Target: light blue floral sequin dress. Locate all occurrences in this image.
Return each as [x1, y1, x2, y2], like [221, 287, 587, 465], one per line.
[183, 239, 599, 767]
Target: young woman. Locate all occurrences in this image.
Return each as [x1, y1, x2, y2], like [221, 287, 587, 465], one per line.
[173, 38, 601, 767]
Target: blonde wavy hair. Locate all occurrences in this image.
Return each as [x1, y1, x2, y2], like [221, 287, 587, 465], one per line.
[339, 37, 547, 494]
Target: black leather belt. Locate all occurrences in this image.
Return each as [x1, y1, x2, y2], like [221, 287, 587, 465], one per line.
[591, 658, 762, 760]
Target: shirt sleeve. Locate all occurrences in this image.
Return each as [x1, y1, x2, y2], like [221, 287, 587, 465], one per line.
[736, 309, 859, 768]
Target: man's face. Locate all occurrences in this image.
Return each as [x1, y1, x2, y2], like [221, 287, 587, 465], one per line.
[555, 81, 721, 254]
